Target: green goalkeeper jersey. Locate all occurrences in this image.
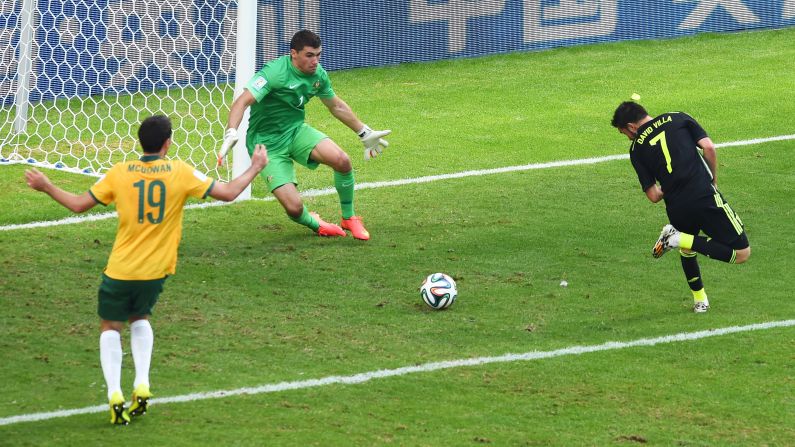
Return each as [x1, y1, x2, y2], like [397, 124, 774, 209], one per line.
[245, 55, 335, 144]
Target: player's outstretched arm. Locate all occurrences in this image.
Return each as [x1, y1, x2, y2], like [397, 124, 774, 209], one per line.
[698, 137, 717, 186]
[321, 96, 362, 130]
[218, 89, 257, 166]
[25, 168, 97, 213]
[320, 96, 391, 160]
[209, 145, 269, 202]
[226, 89, 256, 131]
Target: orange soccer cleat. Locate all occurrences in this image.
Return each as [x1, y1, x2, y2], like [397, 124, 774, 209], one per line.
[341, 216, 370, 241]
[310, 212, 346, 237]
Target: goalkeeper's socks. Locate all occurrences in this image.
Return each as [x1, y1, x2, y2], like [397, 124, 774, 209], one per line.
[334, 170, 355, 219]
[680, 233, 736, 263]
[290, 206, 320, 231]
[679, 250, 703, 292]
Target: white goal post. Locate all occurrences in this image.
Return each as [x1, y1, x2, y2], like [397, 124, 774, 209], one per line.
[0, 0, 257, 199]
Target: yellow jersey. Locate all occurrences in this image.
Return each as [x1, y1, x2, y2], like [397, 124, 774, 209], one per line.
[89, 155, 214, 280]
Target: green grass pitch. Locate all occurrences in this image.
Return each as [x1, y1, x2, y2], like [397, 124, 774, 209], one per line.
[1, 28, 794, 445]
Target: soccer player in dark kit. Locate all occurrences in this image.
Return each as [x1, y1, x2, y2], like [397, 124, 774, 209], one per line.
[611, 101, 751, 313]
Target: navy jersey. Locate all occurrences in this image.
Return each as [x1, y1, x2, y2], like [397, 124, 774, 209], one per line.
[629, 112, 715, 207]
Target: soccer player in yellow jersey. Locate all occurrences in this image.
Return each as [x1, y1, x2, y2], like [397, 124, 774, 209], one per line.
[24, 115, 268, 425]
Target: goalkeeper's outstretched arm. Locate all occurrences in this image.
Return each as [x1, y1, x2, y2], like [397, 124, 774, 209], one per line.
[218, 90, 257, 166]
[226, 90, 256, 131]
[320, 95, 364, 132]
[320, 96, 391, 160]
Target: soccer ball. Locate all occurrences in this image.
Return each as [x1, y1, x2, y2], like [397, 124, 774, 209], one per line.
[420, 273, 457, 310]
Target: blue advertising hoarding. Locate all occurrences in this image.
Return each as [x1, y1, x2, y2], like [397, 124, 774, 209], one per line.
[0, 0, 793, 104]
[316, 0, 794, 69]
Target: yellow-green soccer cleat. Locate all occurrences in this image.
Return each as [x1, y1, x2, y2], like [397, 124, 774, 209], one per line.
[128, 384, 152, 417]
[109, 391, 131, 425]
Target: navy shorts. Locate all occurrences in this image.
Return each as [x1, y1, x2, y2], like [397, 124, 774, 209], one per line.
[666, 191, 749, 250]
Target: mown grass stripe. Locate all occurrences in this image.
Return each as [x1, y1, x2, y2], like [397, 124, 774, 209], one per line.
[2, 319, 792, 426]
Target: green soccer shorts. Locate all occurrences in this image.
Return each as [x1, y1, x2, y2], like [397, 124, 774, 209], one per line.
[97, 274, 166, 322]
[248, 123, 328, 192]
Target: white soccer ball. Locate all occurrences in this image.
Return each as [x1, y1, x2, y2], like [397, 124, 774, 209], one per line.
[420, 273, 458, 310]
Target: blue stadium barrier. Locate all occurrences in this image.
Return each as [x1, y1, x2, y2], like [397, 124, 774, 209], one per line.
[1, 0, 793, 105]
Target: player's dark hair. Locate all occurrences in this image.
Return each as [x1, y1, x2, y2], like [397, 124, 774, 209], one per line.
[611, 101, 648, 129]
[138, 115, 172, 153]
[290, 29, 321, 51]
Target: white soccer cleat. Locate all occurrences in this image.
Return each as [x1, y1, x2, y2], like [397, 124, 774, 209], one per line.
[652, 224, 679, 259]
[693, 301, 710, 313]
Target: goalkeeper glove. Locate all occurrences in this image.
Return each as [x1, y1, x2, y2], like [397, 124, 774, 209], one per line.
[217, 128, 239, 166]
[358, 125, 391, 161]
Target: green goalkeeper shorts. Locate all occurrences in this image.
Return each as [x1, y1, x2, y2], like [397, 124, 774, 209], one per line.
[248, 123, 328, 192]
[97, 274, 166, 322]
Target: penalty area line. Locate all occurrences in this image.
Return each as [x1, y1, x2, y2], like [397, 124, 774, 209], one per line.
[1, 319, 793, 426]
[3, 133, 794, 232]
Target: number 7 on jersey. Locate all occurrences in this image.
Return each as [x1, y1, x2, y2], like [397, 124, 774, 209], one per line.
[649, 131, 673, 173]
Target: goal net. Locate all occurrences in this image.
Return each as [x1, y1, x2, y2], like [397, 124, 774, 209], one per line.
[3, 0, 789, 186]
[0, 0, 238, 180]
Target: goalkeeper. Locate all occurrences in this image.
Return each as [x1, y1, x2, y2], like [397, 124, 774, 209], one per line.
[219, 29, 389, 240]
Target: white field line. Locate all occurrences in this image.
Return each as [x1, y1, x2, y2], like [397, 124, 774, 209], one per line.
[1, 319, 793, 426]
[3, 133, 794, 233]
